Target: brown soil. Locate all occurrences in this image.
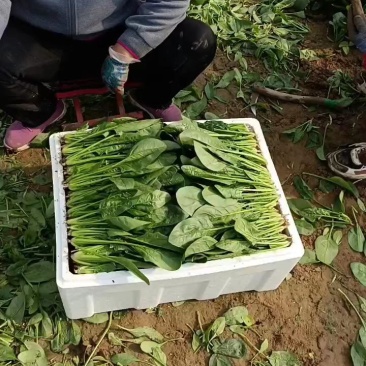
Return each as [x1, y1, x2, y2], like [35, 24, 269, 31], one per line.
[5, 18, 366, 366]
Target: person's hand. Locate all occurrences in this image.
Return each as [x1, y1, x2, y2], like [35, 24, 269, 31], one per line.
[101, 44, 136, 95]
[354, 15, 366, 53]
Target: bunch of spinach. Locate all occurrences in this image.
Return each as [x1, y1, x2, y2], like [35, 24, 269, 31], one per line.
[63, 117, 289, 283]
[108, 325, 181, 366]
[189, 306, 301, 366]
[169, 120, 290, 259]
[189, 0, 309, 71]
[64, 119, 186, 284]
[282, 119, 322, 148]
[189, 310, 247, 365]
[0, 172, 82, 362]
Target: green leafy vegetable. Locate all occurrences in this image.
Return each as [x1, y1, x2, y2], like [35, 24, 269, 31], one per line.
[315, 233, 338, 265]
[185, 237, 217, 258]
[118, 326, 164, 343]
[111, 353, 140, 366]
[209, 354, 233, 366]
[23, 261, 55, 283]
[83, 313, 109, 324]
[348, 212, 365, 253]
[0, 345, 16, 361]
[269, 351, 301, 366]
[224, 306, 251, 326]
[212, 339, 247, 358]
[176, 186, 205, 216]
[351, 263, 366, 287]
[295, 220, 315, 236]
[63, 118, 289, 282]
[293, 176, 313, 200]
[6, 292, 26, 324]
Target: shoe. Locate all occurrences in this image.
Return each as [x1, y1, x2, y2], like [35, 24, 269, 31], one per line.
[327, 143, 366, 180]
[129, 91, 182, 122]
[4, 100, 67, 152]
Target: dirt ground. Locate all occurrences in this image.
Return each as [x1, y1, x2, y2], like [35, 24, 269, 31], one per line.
[5, 19, 366, 366]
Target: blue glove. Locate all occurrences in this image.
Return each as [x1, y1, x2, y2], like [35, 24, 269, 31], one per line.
[102, 46, 132, 94]
[354, 15, 366, 54]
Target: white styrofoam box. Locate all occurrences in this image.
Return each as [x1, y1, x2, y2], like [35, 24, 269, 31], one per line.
[50, 118, 304, 319]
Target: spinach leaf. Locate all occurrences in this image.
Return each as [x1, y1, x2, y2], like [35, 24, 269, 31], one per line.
[234, 217, 257, 243]
[18, 343, 48, 366]
[202, 187, 237, 207]
[351, 262, 366, 287]
[287, 198, 314, 216]
[224, 306, 252, 326]
[6, 292, 25, 324]
[83, 313, 109, 324]
[269, 351, 301, 366]
[182, 165, 234, 185]
[212, 339, 247, 359]
[111, 353, 140, 366]
[169, 216, 214, 248]
[185, 237, 217, 258]
[333, 191, 345, 213]
[152, 347, 167, 366]
[109, 217, 151, 231]
[23, 261, 55, 283]
[215, 70, 236, 89]
[110, 177, 135, 191]
[140, 340, 161, 354]
[194, 141, 227, 172]
[319, 180, 335, 193]
[351, 341, 366, 366]
[122, 138, 167, 170]
[216, 240, 250, 253]
[148, 205, 188, 227]
[179, 129, 220, 147]
[41, 311, 53, 337]
[194, 204, 241, 222]
[315, 234, 338, 265]
[118, 326, 164, 343]
[294, 219, 315, 236]
[310, 175, 359, 198]
[293, 176, 313, 200]
[360, 327, 366, 349]
[192, 331, 202, 352]
[359, 295, 366, 313]
[348, 223, 365, 253]
[205, 317, 226, 344]
[299, 249, 318, 265]
[70, 321, 81, 346]
[0, 345, 16, 361]
[209, 354, 233, 366]
[176, 186, 205, 216]
[124, 232, 183, 253]
[99, 193, 135, 218]
[132, 247, 182, 271]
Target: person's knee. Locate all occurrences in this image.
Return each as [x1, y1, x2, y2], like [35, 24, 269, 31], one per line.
[0, 53, 19, 84]
[181, 18, 217, 60]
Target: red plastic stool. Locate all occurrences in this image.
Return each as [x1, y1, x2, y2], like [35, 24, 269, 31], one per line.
[55, 79, 144, 131]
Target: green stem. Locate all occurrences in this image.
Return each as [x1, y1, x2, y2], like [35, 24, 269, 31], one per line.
[237, 333, 269, 361]
[338, 289, 366, 328]
[67, 155, 123, 166]
[66, 134, 115, 160]
[85, 311, 113, 366]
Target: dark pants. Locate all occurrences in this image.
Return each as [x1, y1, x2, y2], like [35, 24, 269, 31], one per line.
[0, 17, 217, 127]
